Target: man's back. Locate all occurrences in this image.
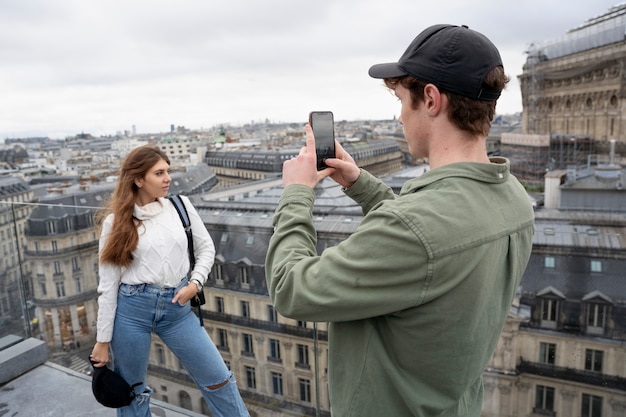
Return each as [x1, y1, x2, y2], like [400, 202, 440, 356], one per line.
[327, 160, 534, 416]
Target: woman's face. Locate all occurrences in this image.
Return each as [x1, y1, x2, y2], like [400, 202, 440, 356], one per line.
[134, 158, 171, 206]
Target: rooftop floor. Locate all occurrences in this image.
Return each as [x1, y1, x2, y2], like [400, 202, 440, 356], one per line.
[0, 337, 202, 417]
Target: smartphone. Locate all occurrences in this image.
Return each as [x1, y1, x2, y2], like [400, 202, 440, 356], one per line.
[309, 111, 335, 170]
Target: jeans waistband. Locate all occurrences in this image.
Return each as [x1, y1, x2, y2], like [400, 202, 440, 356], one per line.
[119, 278, 187, 295]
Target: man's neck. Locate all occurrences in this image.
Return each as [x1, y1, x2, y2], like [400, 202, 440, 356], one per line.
[427, 131, 490, 170]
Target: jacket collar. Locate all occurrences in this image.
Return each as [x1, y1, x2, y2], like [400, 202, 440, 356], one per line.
[400, 157, 511, 195]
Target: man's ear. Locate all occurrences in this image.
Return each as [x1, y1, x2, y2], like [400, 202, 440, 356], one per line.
[423, 84, 443, 116]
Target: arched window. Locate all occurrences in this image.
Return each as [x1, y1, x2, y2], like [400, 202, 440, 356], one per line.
[178, 390, 192, 410]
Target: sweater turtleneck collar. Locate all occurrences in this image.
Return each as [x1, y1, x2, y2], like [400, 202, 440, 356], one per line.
[133, 197, 166, 220]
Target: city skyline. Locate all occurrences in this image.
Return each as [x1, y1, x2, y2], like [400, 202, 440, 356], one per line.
[0, 1, 620, 139]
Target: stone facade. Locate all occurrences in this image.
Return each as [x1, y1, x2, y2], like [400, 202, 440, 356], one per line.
[519, 4, 626, 146]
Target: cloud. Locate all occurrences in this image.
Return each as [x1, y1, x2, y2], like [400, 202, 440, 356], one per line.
[0, 0, 620, 138]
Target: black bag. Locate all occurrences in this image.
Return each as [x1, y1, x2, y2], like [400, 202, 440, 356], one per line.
[169, 194, 206, 325]
[91, 359, 142, 408]
[191, 288, 206, 307]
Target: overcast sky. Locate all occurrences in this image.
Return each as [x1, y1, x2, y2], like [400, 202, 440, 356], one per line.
[0, 1, 622, 139]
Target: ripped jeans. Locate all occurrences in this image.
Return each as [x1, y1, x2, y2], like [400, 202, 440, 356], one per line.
[111, 279, 249, 417]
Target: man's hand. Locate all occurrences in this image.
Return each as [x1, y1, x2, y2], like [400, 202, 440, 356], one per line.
[324, 140, 361, 189]
[282, 124, 333, 188]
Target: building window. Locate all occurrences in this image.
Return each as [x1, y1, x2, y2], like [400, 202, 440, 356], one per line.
[54, 261, 62, 275]
[74, 277, 81, 293]
[51, 240, 58, 253]
[242, 333, 254, 356]
[299, 378, 312, 403]
[271, 372, 283, 396]
[39, 282, 47, 296]
[178, 391, 192, 410]
[71, 257, 79, 272]
[55, 281, 66, 297]
[587, 303, 607, 331]
[297, 320, 307, 328]
[241, 301, 250, 318]
[541, 298, 559, 327]
[245, 366, 256, 389]
[269, 338, 281, 362]
[539, 342, 556, 365]
[297, 344, 310, 368]
[267, 305, 278, 323]
[585, 349, 603, 372]
[590, 260, 602, 273]
[156, 343, 166, 365]
[581, 394, 602, 417]
[47, 221, 56, 234]
[217, 328, 228, 350]
[534, 385, 554, 413]
[213, 263, 223, 282]
[544, 256, 555, 268]
[239, 266, 250, 286]
[215, 296, 224, 314]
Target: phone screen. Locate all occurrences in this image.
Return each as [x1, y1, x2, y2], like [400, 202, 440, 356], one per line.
[309, 111, 335, 170]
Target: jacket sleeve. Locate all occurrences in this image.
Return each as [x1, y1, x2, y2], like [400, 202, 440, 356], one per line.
[181, 195, 215, 286]
[344, 169, 396, 215]
[265, 184, 430, 322]
[96, 214, 121, 343]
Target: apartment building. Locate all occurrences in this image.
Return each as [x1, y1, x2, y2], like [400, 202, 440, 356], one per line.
[0, 176, 34, 333]
[205, 138, 403, 188]
[482, 214, 626, 416]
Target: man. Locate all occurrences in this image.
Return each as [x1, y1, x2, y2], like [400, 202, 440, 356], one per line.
[265, 24, 534, 417]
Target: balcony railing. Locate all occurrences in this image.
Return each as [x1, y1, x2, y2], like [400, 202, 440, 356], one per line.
[518, 360, 626, 391]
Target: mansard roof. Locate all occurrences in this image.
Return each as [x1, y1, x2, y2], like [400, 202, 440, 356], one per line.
[0, 176, 30, 198]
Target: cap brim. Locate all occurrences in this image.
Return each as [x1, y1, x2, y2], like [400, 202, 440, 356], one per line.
[368, 62, 408, 79]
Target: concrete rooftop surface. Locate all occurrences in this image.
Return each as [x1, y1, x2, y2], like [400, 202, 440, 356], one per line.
[0, 336, 203, 417]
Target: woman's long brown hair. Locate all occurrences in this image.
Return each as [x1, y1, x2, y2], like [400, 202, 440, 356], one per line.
[97, 145, 170, 267]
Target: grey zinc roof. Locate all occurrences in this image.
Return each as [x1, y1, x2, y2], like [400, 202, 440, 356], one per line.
[533, 221, 624, 251]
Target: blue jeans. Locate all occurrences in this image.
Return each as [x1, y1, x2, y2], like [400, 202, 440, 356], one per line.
[111, 279, 249, 417]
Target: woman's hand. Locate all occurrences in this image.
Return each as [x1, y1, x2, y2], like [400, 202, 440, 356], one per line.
[172, 283, 198, 305]
[90, 342, 110, 368]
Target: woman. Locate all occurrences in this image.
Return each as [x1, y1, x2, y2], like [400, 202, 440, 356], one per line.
[90, 145, 249, 417]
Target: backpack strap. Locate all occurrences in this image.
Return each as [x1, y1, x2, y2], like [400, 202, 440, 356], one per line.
[168, 195, 204, 326]
[168, 194, 195, 269]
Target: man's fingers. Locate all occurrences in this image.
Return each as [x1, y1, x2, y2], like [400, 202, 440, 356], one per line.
[305, 124, 316, 154]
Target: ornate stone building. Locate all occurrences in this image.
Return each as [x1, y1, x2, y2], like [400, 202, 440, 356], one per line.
[519, 4, 626, 149]
[0, 176, 34, 335]
[25, 188, 107, 350]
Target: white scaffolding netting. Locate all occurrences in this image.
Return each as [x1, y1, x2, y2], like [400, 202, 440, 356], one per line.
[527, 3, 626, 61]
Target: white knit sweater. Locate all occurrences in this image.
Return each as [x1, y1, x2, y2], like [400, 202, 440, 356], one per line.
[96, 196, 215, 342]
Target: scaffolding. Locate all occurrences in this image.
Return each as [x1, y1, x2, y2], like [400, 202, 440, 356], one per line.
[526, 3, 626, 61]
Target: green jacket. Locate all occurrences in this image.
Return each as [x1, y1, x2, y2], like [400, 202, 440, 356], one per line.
[265, 158, 534, 417]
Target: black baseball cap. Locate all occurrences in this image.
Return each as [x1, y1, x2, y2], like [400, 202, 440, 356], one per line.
[368, 24, 503, 101]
